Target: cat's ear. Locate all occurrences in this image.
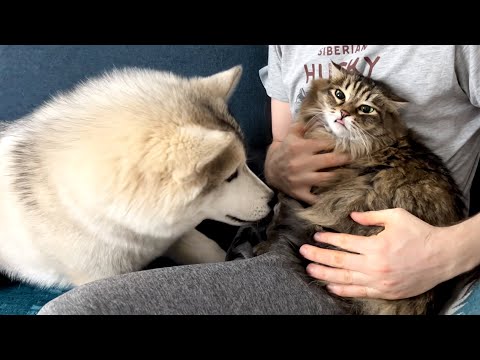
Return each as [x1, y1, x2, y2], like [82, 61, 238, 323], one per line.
[201, 65, 243, 101]
[387, 93, 409, 113]
[390, 94, 408, 107]
[384, 111, 408, 138]
[330, 61, 345, 80]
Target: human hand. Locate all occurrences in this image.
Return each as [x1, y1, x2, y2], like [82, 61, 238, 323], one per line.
[264, 121, 350, 205]
[299, 208, 457, 300]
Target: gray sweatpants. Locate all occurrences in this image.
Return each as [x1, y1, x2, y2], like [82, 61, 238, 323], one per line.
[38, 250, 345, 315]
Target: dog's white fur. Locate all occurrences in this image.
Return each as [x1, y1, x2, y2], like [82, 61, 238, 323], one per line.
[0, 66, 273, 288]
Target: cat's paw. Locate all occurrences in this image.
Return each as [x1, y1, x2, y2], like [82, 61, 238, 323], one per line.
[253, 241, 272, 256]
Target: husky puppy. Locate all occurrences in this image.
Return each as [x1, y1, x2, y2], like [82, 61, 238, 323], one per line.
[0, 66, 273, 288]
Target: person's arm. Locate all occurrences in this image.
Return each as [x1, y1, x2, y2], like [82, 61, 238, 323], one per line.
[299, 209, 480, 300]
[260, 46, 350, 204]
[299, 45, 480, 299]
[455, 45, 480, 107]
[264, 98, 350, 204]
[445, 213, 480, 275]
[270, 98, 293, 142]
[264, 99, 292, 190]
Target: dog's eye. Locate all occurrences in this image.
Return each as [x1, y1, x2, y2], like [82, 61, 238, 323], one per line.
[226, 169, 238, 183]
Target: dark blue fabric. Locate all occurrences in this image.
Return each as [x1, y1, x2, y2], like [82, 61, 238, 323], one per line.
[0, 45, 269, 314]
[0, 282, 69, 315]
[0, 45, 269, 148]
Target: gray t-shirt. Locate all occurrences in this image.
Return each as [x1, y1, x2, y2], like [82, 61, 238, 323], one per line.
[259, 45, 480, 208]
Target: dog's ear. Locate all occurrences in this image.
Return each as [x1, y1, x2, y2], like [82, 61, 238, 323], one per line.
[173, 126, 235, 182]
[201, 65, 243, 101]
[193, 129, 235, 172]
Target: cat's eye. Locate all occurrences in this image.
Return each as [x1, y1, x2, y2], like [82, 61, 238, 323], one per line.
[334, 89, 345, 100]
[226, 169, 239, 182]
[359, 105, 374, 114]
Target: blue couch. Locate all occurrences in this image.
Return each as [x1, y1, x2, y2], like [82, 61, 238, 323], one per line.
[0, 45, 478, 315]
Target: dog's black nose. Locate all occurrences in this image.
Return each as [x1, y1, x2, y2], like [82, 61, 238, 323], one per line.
[268, 192, 279, 209]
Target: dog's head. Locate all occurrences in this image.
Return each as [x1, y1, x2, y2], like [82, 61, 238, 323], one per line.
[167, 66, 274, 228]
[54, 66, 273, 236]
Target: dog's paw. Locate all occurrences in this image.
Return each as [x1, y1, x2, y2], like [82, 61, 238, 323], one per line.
[190, 245, 227, 264]
[206, 247, 227, 263]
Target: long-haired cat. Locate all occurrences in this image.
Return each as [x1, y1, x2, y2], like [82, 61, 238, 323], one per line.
[257, 63, 478, 315]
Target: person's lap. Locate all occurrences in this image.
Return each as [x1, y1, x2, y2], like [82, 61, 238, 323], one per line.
[38, 223, 479, 315]
[38, 252, 345, 315]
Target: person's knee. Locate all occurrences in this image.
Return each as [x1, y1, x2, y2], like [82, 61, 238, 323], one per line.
[37, 302, 63, 315]
[37, 288, 101, 315]
[37, 298, 82, 315]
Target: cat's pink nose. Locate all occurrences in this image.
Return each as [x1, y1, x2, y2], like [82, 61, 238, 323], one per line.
[340, 110, 350, 119]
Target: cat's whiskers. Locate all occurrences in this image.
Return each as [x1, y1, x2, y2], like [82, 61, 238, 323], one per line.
[304, 111, 325, 132]
[350, 122, 369, 147]
[349, 122, 375, 158]
[352, 122, 375, 143]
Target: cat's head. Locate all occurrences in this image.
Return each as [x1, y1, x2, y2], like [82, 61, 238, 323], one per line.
[298, 62, 408, 158]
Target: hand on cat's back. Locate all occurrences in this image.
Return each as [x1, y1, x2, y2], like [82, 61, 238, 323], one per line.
[265, 121, 350, 205]
[299, 208, 461, 300]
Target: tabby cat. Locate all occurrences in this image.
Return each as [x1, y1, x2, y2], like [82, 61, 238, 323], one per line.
[257, 62, 477, 315]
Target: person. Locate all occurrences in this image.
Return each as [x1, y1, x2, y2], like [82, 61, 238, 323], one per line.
[262, 45, 480, 305]
[38, 45, 480, 315]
